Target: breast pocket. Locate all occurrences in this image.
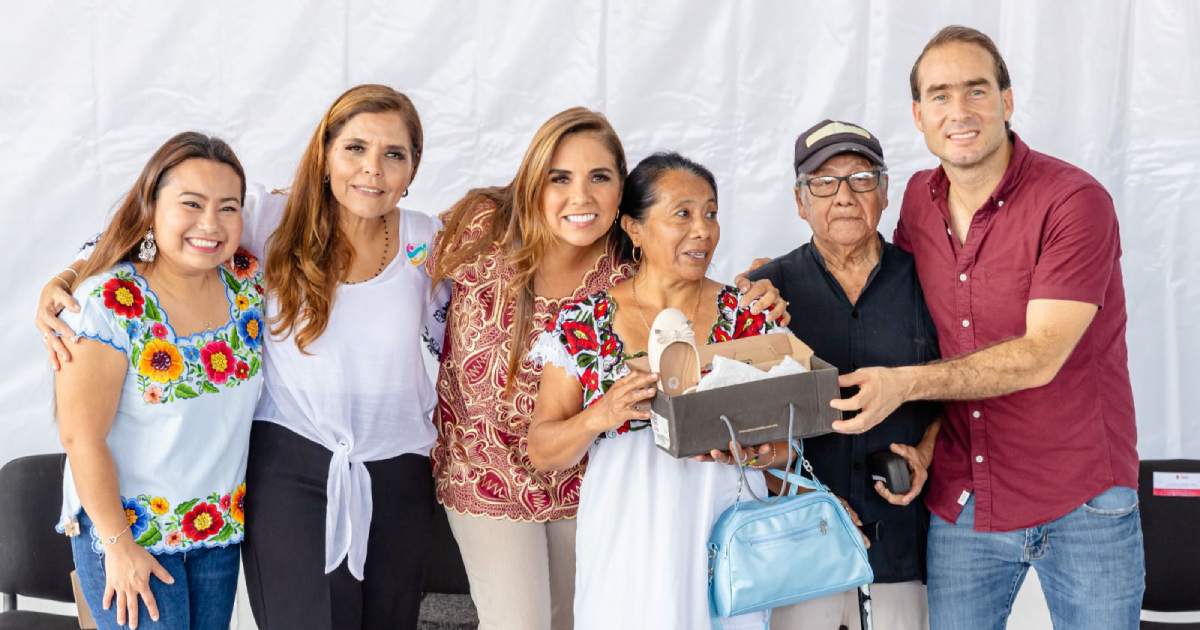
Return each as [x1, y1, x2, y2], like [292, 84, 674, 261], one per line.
[975, 266, 1033, 340]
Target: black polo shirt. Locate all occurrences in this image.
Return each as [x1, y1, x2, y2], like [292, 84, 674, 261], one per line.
[749, 235, 941, 583]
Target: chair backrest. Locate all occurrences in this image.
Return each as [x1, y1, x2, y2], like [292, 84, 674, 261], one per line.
[1139, 459, 1200, 612]
[0, 453, 75, 604]
[422, 504, 471, 595]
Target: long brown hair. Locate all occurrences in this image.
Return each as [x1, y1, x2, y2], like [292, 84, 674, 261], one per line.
[72, 132, 246, 291]
[265, 84, 424, 352]
[429, 107, 626, 389]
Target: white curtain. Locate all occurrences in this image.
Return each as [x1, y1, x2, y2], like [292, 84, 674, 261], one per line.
[3, 0, 1197, 475]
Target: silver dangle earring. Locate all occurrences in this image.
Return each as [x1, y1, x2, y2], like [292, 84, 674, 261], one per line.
[402, 189, 409, 198]
[138, 229, 157, 262]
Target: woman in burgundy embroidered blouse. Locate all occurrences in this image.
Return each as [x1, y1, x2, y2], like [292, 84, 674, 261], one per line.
[427, 113, 786, 630]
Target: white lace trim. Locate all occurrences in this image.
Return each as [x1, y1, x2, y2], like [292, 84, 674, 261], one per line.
[528, 331, 580, 379]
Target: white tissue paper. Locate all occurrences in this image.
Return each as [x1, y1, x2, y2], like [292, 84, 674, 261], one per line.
[693, 355, 809, 392]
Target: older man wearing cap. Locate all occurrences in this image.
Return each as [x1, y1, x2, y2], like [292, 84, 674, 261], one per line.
[748, 119, 941, 630]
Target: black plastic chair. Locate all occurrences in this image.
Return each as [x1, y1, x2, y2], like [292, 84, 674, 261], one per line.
[1139, 459, 1200, 629]
[0, 453, 80, 629]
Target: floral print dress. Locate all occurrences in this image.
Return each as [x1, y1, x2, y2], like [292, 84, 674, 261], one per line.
[530, 285, 781, 630]
[57, 254, 265, 554]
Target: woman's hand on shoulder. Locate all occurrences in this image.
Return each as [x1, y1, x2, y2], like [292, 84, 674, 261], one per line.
[733, 275, 790, 326]
[36, 273, 81, 370]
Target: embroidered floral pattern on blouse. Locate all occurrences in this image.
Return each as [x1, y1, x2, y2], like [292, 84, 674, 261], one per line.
[545, 285, 778, 438]
[88, 250, 265, 405]
[97, 483, 247, 554]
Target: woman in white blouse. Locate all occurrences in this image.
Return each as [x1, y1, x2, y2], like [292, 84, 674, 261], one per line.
[56, 132, 262, 630]
[40, 85, 449, 630]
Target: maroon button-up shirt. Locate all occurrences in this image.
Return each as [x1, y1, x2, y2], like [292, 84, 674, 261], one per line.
[894, 133, 1138, 532]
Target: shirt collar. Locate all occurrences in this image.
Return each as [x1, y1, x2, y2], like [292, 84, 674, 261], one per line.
[927, 131, 1031, 210]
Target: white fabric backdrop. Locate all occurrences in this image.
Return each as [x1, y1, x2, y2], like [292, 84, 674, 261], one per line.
[2, 1, 1198, 627]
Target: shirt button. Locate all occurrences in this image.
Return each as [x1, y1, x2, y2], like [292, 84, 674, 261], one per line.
[851, 310, 859, 319]
[959, 273, 968, 282]
[975, 455, 984, 463]
[961, 319, 970, 328]
[997, 200, 1005, 207]
[972, 410, 981, 419]
[946, 227, 952, 236]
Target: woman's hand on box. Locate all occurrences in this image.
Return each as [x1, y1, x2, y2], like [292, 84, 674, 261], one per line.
[585, 369, 659, 434]
[694, 440, 775, 466]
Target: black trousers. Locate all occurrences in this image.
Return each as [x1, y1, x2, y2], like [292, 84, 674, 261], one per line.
[242, 421, 434, 630]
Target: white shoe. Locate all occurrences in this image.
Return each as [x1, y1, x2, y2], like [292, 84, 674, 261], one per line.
[648, 307, 701, 396]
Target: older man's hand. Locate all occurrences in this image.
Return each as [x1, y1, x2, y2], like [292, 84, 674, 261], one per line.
[874, 442, 930, 506]
[829, 366, 915, 434]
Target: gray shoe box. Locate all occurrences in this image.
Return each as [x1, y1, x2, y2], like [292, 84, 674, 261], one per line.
[635, 333, 841, 458]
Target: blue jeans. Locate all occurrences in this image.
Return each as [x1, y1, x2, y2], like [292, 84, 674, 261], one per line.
[71, 513, 240, 630]
[928, 485, 1145, 630]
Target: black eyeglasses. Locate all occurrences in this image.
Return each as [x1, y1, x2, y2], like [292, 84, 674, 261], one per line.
[799, 170, 885, 197]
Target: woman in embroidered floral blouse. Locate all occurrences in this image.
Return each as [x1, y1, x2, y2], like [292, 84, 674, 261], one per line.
[528, 153, 792, 630]
[55, 132, 263, 630]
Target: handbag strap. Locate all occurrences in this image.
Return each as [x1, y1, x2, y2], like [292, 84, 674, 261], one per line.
[720, 403, 801, 505]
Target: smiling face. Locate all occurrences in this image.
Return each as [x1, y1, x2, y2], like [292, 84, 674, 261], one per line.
[151, 158, 243, 273]
[325, 110, 414, 221]
[622, 169, 719, 282]
[912, 41, 1014, 171]
[796, 153, 887, 250]
[540, 131, 622, 249]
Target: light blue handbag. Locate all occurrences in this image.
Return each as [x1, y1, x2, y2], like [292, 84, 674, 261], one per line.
[707, 404, 874, 620]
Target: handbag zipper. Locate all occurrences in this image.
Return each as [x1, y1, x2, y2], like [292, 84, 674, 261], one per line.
[744, 519, 828, 546]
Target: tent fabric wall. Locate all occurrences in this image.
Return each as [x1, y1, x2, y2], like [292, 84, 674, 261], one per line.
[2, 1, 1197, 481]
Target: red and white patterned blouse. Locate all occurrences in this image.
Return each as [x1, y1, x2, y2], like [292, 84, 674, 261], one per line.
[430, 201, 634, 522]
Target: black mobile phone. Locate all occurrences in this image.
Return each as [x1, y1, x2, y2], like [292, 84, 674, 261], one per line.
[868, 451, 912, 495]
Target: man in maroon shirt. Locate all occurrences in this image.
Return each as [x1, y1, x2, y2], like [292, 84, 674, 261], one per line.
[830, 26, 1144, 629]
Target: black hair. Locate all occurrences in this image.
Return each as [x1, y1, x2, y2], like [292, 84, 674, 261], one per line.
[615, 151, 718, 263]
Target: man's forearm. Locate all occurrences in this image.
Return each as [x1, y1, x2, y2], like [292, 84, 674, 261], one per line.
[903, 335, 1059, 402]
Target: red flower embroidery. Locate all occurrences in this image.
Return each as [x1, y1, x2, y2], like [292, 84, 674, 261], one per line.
[720, 290, 739, 312]
[150, 322, 168, 339]
[182, 502, 224, 541]
[254, 283, 264, 295]
[616, 421, 630, 434]
[600, 336, 618, 358]
[102, 277, 144, 318]
[234, 360, 249, 380]
[713, 327, 732, 343]
[562, 321, 599, 354]
[200, 341, 236, 384]
[226, 248, 259, 280]
[219, 494, 231, 512]
[581, 367, 599, 391]
[734, 310, 766, 339]
[594, 298, 610, 319]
